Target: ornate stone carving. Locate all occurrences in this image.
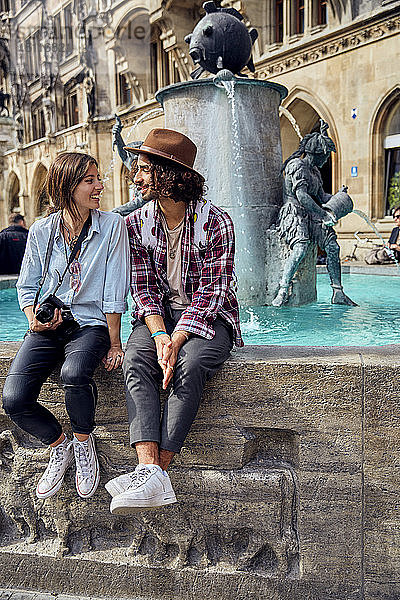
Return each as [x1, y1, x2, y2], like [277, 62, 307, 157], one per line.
[0, 422, 299, 575]
[40, 6, 58, 93]
[259, 15, 400, 78]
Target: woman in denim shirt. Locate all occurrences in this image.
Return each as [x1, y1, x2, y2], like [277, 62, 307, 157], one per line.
[2, 152, 129, 500]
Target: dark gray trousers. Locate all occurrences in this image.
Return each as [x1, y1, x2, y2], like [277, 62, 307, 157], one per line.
[123, 310, 233, 453]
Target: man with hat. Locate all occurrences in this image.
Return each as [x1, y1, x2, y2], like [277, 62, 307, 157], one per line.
[106, 128, 243, 515]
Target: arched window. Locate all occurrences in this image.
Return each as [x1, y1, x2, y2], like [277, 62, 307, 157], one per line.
[115, 11, 150, 105]
[384, 103, 400, 214]
[150, 26, 170, 95]
[280, 96, 336, 194]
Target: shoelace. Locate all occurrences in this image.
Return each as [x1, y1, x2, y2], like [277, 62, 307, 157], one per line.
[46, 445, 68, 477]
[75, 442, 92, 479]
[126, 466, 153, 490]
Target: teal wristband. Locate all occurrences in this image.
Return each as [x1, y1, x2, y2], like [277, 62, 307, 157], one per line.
[151, 330, 168, 338]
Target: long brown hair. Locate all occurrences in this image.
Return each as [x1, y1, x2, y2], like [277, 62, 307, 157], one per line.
[46, 152, 99, 220]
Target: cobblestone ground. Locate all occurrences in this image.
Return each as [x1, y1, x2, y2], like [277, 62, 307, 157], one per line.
[0, 590, 140, 600]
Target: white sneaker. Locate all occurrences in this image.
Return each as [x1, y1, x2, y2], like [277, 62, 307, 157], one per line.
[110, 464, 177, 515]
[36, 439, 74, 499]
[73, 434, 100, 499]
[105, 471, 138, 497]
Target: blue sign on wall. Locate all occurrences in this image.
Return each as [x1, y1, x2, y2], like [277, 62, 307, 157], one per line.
[351, 166, 358, 177]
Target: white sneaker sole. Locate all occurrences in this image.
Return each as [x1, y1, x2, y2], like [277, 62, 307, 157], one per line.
[110, 491, 177, 515]
[36, 456, 74, 500]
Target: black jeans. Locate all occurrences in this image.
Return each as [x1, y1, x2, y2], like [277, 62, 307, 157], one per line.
[123, 310, 233, 454]
[2, 325, 110, 445]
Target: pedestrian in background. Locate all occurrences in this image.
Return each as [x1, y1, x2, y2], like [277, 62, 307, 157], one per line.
[0, 213, 28, 275]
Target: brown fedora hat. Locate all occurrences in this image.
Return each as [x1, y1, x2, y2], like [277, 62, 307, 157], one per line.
[124, 128, 203, 177]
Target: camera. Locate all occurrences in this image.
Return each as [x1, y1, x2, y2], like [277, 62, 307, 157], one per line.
[35, 294, 76, 325]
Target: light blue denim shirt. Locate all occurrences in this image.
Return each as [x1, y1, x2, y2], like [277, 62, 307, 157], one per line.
[17, 209, 130, 327]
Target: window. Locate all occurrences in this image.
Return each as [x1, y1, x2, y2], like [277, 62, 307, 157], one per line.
[54, 13, 63, 49]
[384, 104, 400, 214]
[32, 31, 40, 78]
[32, 106, 45, 140]
[117, 73, 132, 106]
[150, 28, 170, 96]
[25, 32, 41, 81]
[385, 148, 400, 214]
[150, 40, 158, 93]
[317, 0, 327, 25]
[63, 92, 79, 127]
[69, 93, 79, 125]
[295, 0, 305, 34]
[275, 0, 283, 43]
[64, 4, 73, 56]
[24, 38, 33, 78]
[0, 0, 9, 11]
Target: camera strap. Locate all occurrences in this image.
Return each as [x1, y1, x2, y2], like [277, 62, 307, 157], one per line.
[33, 212, 92, 312]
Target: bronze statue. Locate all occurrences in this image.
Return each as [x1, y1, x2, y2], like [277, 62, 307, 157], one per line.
[184, 1, 258, 79]
[273, 120, 357, 307]
[111, 115, 144, 216]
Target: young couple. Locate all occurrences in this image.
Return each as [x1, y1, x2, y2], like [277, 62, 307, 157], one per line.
[2, 128, 243, 515]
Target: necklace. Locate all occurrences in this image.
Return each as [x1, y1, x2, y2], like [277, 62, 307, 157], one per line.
[61, 219, 79, 251]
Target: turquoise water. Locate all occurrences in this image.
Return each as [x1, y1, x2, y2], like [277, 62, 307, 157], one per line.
[1, 273, 399, 346]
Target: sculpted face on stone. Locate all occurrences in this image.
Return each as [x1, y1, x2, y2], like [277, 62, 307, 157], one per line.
[184, 1, 258, 79]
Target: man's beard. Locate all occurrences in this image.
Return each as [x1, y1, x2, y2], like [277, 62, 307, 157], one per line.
[141, 187, 157, 201]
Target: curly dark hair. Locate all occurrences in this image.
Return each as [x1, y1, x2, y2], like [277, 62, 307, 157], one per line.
[130, 154, 205, 205]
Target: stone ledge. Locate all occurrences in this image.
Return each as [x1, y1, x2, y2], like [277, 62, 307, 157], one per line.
[0, 344, 399, 600]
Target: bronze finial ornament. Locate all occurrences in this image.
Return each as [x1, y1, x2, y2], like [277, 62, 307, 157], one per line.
[184, 1, 258, 79]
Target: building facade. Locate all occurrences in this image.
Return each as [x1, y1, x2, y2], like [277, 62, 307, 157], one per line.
[0, 0, 399, 256]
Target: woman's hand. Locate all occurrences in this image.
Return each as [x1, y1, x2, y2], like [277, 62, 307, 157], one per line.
[102, 344, 124, 371]
[29, 308, 63, 332]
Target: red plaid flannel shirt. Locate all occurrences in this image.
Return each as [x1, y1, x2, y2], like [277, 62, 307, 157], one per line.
[125, 200, 243, 347]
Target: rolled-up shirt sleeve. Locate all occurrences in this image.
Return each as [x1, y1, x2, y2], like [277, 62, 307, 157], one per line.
[175, 212, 235, 339]
[16, 225, 43, 311]
[126, 212, 165, 319]
[102, 215, 130, 314]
